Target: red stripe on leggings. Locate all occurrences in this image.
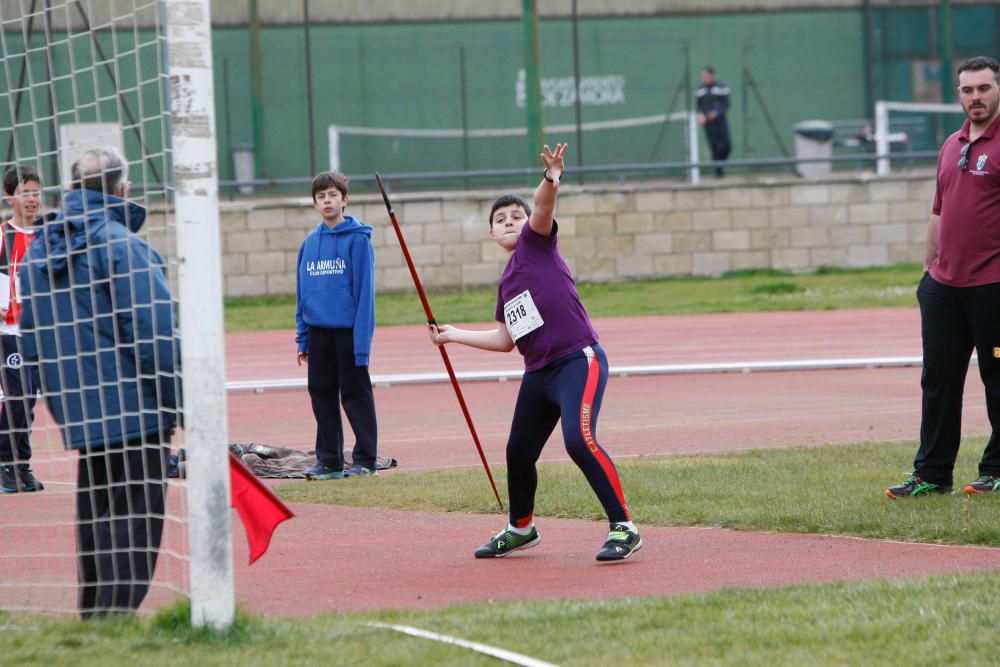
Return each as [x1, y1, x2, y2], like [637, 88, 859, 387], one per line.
[579, 349, 630, 521]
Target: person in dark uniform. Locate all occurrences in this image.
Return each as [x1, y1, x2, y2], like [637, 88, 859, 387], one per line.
[886, 56, 1000, 498]
[696, 66, 732, 178]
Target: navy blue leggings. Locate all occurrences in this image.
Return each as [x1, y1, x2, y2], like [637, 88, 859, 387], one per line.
[505, 344, 630, 526]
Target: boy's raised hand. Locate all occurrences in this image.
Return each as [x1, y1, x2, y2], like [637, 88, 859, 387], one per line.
[541, 143, 567, 185]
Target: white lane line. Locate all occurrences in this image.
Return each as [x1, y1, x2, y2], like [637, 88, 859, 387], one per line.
[369, 622, 560, 667]
[226, 355, 931, 393]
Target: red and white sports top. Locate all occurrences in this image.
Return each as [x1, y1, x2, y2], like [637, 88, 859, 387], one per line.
[0, 219, 37, 333]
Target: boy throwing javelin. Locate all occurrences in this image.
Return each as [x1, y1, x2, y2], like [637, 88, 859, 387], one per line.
[429, 144, 641, 561]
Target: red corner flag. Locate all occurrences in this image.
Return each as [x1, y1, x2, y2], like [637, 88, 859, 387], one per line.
[229, 452, 294, 564]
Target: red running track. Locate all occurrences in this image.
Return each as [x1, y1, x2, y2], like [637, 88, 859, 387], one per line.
[226, 308, 927, 382]
[226, 308, 990, 471]
[5, 309, 1000, 617]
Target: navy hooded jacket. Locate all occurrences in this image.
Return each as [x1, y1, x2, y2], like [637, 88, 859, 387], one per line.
[18, 188, 181, 451]
[295, 215, 375, 366]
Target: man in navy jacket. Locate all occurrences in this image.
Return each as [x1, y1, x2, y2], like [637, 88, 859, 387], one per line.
[19, 146, 180, 618]
[696, 66, 732, 178]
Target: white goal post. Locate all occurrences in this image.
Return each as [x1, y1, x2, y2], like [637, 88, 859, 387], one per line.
[166, 0, 234, 629]
[874, 100, 962, 175]
[329, 111, 703, 183]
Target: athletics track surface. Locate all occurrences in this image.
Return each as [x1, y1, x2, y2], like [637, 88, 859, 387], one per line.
[3, 309, 1000, 616]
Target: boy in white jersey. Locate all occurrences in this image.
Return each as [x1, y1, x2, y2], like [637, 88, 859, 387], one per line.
[0, 165, 41, 493]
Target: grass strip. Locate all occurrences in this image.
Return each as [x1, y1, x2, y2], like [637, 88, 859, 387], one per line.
[2, 573, 998, 665]
[224, 263, 924, 332]
[276, 438, 1000, 546]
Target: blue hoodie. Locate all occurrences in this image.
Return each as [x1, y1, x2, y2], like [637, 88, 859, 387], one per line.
[295, 215, 375, 366]
[18, 188, 180, 450]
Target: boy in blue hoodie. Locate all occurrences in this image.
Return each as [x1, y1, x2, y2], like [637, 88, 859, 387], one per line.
[295, 171, 378, 479]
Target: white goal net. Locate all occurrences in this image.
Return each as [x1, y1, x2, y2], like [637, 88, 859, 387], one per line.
[330, 110, 702, 183]
[0, 0, 231, 627]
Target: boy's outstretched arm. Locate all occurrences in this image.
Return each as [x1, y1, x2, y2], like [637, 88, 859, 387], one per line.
[529, 143, 567, 237]
[428, 323, 515, 353]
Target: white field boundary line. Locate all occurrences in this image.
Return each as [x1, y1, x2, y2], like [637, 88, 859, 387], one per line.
[225, 355, 934, 393]
[369, 622, 560, 667]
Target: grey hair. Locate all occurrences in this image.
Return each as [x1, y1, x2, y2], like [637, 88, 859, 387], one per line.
[70, 146, 126, 195]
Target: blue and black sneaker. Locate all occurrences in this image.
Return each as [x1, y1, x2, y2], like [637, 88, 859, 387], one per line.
[305, 464, 344, 481]
[2, 464, 43, 493]
[1, 464, 17, 493]
[596, 523, 642, 561]
[885, 473, 951, 499]
[344, 464, 377, 477]
[16, 464, 42, 492]
[474, 526, 540, 558]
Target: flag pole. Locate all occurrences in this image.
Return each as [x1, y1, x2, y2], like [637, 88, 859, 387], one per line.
[375, 173, 504, 510]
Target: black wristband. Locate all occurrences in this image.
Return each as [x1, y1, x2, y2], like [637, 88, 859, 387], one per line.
[543, 168, 555, 183]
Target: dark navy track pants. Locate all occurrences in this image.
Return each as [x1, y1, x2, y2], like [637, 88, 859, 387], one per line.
[76, 434, 168, 618]
[505, 344, 631, 527]
[307, 326, 378, 471]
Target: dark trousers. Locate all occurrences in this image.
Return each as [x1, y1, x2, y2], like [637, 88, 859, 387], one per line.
[915, 274, 1000, 485]
[0, 333, 36, 464]
[505, 344, 631, 526]
[307, 326, 378, 470]
[705, 121, 732, 177]
[76, 434, 168, 619]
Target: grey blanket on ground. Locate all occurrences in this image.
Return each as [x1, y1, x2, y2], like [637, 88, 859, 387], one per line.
[229, 442, 398, 478]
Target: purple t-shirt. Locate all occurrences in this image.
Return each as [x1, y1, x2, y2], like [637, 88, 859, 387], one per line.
[494, 220, 598, 371]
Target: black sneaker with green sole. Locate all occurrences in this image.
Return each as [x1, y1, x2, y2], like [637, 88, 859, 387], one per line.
[885, 474, 951, 499]
[964, 475, 1000, 494]
[474, 526, 540, 558]
[596, 523, 642, 561]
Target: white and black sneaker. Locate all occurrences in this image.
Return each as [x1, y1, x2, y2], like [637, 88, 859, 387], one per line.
[596, 523, 642, 561]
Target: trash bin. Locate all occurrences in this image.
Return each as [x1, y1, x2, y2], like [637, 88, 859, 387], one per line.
[793, 120, 834, 178]
[232, 144, 255, 194]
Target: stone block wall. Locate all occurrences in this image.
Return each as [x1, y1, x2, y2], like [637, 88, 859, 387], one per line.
[154, 173, 935, 297]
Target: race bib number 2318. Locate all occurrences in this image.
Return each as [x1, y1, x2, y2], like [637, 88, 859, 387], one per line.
[503, 290, 544, 341]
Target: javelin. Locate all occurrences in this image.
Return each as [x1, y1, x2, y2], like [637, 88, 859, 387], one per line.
[375, 172, 503, 510]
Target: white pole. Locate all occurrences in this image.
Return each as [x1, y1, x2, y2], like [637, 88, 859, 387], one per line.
[166, 0, 234, 629]
[328, 125, 340, 171]
[688, 111, 700, 184]
[875, 101, 890, 176]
